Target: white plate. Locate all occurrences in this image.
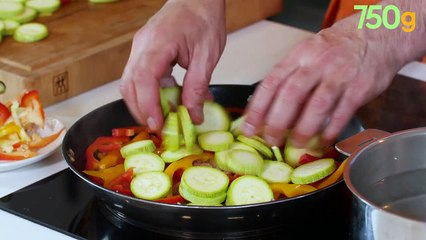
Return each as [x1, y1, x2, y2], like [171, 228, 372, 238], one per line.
[0, 118, 66, 172]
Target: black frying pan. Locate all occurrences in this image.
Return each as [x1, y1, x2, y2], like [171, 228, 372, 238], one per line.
[62, 84, 363, 239]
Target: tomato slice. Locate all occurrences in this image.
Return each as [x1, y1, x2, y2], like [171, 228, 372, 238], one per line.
[20, 90, 45, 127]
[0, 103, 11, 126]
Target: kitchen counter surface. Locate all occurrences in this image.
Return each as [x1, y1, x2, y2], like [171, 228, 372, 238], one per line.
[1, 20, 426, 240]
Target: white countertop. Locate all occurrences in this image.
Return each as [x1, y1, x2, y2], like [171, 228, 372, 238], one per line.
[0, 20, 425, 240]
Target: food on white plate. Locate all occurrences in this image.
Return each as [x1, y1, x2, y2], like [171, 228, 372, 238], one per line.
[83, 88, 345, 206]
[0, 90, 64, 160]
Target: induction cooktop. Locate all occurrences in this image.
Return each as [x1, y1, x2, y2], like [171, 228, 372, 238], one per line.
[0, 169, 350, 240]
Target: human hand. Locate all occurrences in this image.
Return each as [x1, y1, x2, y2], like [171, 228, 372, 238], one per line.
[120, 0, 226, 131]
[242, 20, 405, 148]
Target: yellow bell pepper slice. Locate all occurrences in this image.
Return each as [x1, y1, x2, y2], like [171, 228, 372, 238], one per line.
[164, 152, 214, 179]
[83, 163, 125, 187]
[269, 183, 317, 198]
[316, 159, 347, 189]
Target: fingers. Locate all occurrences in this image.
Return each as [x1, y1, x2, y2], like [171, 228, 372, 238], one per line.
[259, 67, 322, 146]
[120, 43, 176, 131]
[243, 63, 298, 137]
[181, 45, 221, 124]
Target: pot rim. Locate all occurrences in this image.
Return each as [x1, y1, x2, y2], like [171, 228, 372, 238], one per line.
[343, 127, 426, 223]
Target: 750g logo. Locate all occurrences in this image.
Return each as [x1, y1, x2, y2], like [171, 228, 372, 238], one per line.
[354, 5, 416, 32]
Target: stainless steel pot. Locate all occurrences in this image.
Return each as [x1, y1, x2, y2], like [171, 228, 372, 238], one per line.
[336, 128, 426, 240]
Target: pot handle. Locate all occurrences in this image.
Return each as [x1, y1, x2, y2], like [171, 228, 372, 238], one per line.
[335, 129, 391, 157]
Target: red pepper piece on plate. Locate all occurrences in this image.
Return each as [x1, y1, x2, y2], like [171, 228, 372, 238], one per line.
[20, 90, 45, 127]
[0, 150, 36, 160]
[0, 103, 11, 126]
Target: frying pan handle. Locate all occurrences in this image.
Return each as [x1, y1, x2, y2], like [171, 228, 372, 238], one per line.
[335, 129, 391, 156]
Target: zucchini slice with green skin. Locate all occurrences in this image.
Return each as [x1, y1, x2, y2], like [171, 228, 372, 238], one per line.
[179, 182, 227, 206]
[7, 7, 37, 23]
[229, 115, 245, 136]
[161, 112, 180, 151]
[180, 166, 229, 198]
[290, 158, 336, 184]
[120, 139, 156, 158]
[14, 23, 48, 43]
[236, 135, 273, 159]
[124, 152, 165, 175]
[160, 145, 203, 163]
[226, 149, 264, 176]
[258, 160, 293, 183]
[177, 105, 196, 150]
[131, 171, 171, 200]
[2, 19, 20, 36]
[26, 0, 60, 14]
[0, 2, 24, 18]
[160, 86, 181, 116]
[214, 142, 258, 172]
[226, 175, 273, 206]
[198, 130, 234, 152]
[284, 140, 324, 168]
[195, 101, 230, 134]
[272, 146, 284, 162]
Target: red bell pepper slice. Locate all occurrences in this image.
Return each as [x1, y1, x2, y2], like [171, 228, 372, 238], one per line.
[85, 136, 129, 170]
[299, 153, 320, 165]
[0, 103, 11, 126]
[20, 90, 45, 127]
[112, 126, 147, 137]
[107, 168, 134, 196]
[155, 195, 186, 204]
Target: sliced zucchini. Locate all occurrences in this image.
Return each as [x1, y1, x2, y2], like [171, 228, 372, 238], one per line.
[290, 158, 336, 184]
[272, 146, 284, 162]
[258, 160, 293, 183]
[226, 149, 264, 176]
[124, 152, 165, 175]
[160, 145, 203, 163]
[226, 175, 273, 206]
[26, 0, 60, 14]
[180, 166, 229, 198]
[198, 130, 234, 152]
[236, 135, 273, 159]
[179, 182, 226, 206]
[0, 2, 24, 18]
[194, 101, 230, 134]
[130, 171, 171, 200]
[161, 112, 180, 151]
[284, 138, 324, 168]
[177, 105, 196, 150]
[120, 139, 156, 158]
[7, 7, 37, 23]
[160, 86, 181, 116]
[2, 19, 20, 36]
[14, 22, 48, 43]
[229, 115, 245, 136]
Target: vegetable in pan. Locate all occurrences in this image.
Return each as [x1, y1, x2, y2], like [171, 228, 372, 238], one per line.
[83, 86, 346, 206]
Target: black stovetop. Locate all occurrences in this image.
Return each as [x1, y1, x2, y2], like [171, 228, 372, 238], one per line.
[0, 169, 298, 240]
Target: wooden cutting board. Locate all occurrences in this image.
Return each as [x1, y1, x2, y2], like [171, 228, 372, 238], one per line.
[0, 0, 282, 106]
